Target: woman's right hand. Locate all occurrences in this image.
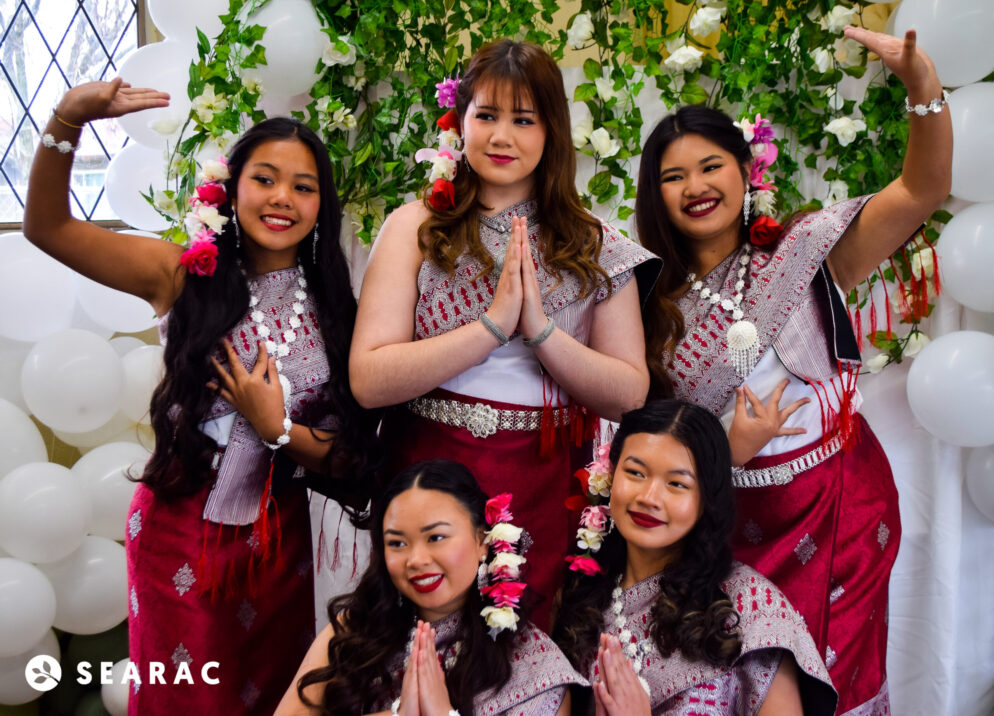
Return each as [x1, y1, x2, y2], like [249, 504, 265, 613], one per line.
[54, 78, 169, 127]
[396, 622, 422, 716]
[593, 635, 651, 716]
[485, 215, 524, 336]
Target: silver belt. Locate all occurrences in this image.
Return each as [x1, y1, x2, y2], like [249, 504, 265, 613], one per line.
[407, 397, 569, 439]
[731, 433, 846, 488]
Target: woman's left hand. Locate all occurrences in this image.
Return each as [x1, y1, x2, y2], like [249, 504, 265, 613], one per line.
[592, 635, 651, 716]
[516, 215, 550, 341]
[415, 624, 454, 716]
[843, 26, 938, 94]
[209, 340, 286, 442]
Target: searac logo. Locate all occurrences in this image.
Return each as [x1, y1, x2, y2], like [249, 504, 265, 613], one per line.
[25, 655, 62, 692]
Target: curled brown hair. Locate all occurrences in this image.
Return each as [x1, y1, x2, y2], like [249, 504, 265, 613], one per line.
[418, 40, 608, 296]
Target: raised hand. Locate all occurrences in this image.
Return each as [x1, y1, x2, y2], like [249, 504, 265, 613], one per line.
[517, 215, 550, 341]
[593, 635, 651, 716]
[208, 340, 287, 443]
[843, 27, 938, 95]
[415, 624, 454, 716]
[486, 215, 524, 337]
[727, 379, 809, 466]
[54, 78, 170, 127]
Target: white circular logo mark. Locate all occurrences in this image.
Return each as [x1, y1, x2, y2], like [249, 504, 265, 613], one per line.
[25, 654, 62, 692]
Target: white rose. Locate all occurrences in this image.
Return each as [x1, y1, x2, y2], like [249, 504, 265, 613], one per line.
[589, 127, 620, 158]
[488, 552, 526, 578]
[827, 179, 849, 205]
[428, 153, 457, 182]
[571, 111, 593, 149]
[567, 12, 595, 48]
[689, 7, 724, 37]
[904, 331, 931, 358]
[812, 47, 833, 73]
[910, 250, 935, 280]
[481, 606, 520, 632]
[190, 204, 227, 234]
[753, 189, 776, 217]
[824, 5, 857, 33]
[664, 44, 704, 73]
[865, 353, 890, 374]
[486, 522, 523, 543]
[200, 159, 230, 183]
[595, 76, 618, 103]
[153, 190, 178, 218]
[438, 129, 462, 150]
[577, 527, 604, 551]
[824, 117, 866, 146]
[322, 36, 357, 66]
[588, 470, 612, 498]
[834, 37, 863, 68]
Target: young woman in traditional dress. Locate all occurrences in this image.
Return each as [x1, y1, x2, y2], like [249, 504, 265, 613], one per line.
[348, 40, 660, 626]
[277, 459, 584, 715]
[633, 27, 951, 714]
[23, 80, 379, 714]
[554, 400, 836, 715]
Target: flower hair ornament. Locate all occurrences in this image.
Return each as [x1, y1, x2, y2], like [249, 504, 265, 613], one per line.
[733, 114, 783, 247]
[478, 492, 529, 639]
[415, 76, 462, 212]
[564, 444, 614, 576]
[178, 157, 231, 276]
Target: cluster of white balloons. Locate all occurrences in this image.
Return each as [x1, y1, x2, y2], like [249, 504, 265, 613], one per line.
[891, 0, 994, 518]
[0, 232, 159, 707]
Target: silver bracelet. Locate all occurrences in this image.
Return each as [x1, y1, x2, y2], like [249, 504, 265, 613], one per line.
[479, 313, 509, 346]
[522, 317, 555, 348]
[905, 89, 949, 116]
[41, 133, 78, 154]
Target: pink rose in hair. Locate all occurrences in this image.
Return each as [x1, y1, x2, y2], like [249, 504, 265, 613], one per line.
[481, 581, 527, 609]
[196, 182, 227, 207]
[565, 555, 603, 576]
[580, 505, 610, 531]
[485, 493, 514, 525]
[180, 238, 219, 277]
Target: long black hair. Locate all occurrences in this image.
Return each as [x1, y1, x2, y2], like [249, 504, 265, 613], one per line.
[297, 460, 516, 714]
[143, 117, 379, 513]
[635, 106, 754, 398]
[554, 399, 741, 675]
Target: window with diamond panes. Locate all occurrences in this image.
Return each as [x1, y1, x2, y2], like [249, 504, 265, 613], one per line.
[1, 0, 139, 224]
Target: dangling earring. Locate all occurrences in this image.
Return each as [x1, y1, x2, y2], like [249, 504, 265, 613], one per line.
[397, 591, 404, 607]
[742, 188, 752, 224]
[232, 208, 241, 250]
[476, 557, 488, 591]
[311, 223, 319, 265]
[463, 154, 474, 174]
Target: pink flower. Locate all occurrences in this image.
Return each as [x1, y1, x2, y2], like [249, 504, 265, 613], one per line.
[481, 581, 527, 608]
[485, 493, 514, 525]
[179, 238, 219, 276]
[196, 182, 227, 206]
[435, 76, 459, 109]
[490, 539, 516, 553]
[565, 555, 603, 576]
[580, 505, 610, 531]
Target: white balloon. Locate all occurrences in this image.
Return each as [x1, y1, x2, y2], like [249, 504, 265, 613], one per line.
[121, 345, 165, 424]
[906, 330, 994, 447]
[147, 0, 227, 42]
[257, 91, 313, 118]
[893, 0, 994, 87]
[72, 442, 150, 541]
[53, 412, 138, 451]
[966, 446, 994, 522]
[70, 301, 115, 340]
[21, 329, 124, 433]
[0, 233, 78, 343]
[115, 41, 195, 148]
[38, 537, 128, 635]
[0, 340, 31, 410]
[0, 463, 92, 564]
[0, 630, 59, 705]
[948, 83, 994, 203]
[104, 144, 171, 232]
[0, 559, 56, 659]
[77, 274, 158, 334]
[101, 658, 132, 716]
[250, 0, 327, 97]
[937, 202, 994, 311]
[0, 399, 47, 481]
[110, 336, 149, 357]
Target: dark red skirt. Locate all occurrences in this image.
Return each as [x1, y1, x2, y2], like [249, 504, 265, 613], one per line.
[125, 481, 314, 714]
[731, 414, 899, 715]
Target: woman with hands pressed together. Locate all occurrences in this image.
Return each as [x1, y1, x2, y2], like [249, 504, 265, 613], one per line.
[23, 79, 379, 714]
[349, 40, 660, 627]
[634, 28, 951, 713]
[553, 401, 836, 716]
[276, 460, 584, 716]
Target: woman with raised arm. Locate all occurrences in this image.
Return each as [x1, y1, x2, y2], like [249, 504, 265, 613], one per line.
[633, 28, 951, 714]
[553, 400, 836, 715]
[23, 79, 379, 714]
[276, 459, 584, 716]
[349, 40, 660, 626]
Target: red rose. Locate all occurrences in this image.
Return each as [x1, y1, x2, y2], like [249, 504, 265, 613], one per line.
[180, 239, 219, 276]
[436, 109, 459, 132]
[485, 493, 514, 525]
[429, 178, 455, 211]
[195, 182, 227, 206]
[565, 555, 603, 576]
[749, 215, 783, 247]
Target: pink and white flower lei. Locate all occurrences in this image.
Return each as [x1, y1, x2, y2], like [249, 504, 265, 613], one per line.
[734, 113, 778, 217]
[565, 443, 614, 576]
[416, 75, 463, 212]
[480, 492, 528, 639]
[179, 157, 230, 276]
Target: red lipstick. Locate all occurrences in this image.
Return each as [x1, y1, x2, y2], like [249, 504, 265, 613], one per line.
[487, 154, 514, 165]
[628, 511, 665, 528]
[409, 573, 443, 593]
[683, 198, 719, 218]
[260, 214, 296, 232]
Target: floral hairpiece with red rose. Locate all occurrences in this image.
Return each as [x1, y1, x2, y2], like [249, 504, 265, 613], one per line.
[564, 443, 614, 577]
[734, 113, 783, 247]
[479, 492, 528, 639]
[178, 157, 230, 276]
[415, 76, 462, 212]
